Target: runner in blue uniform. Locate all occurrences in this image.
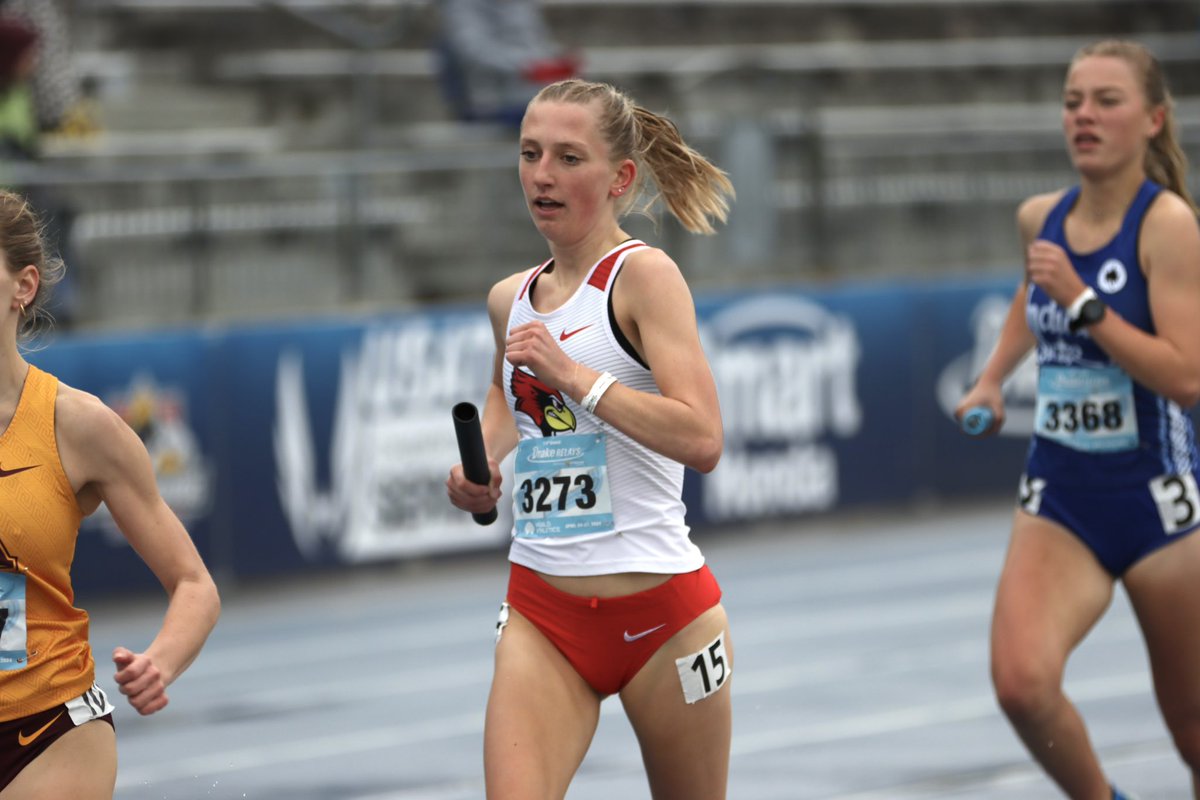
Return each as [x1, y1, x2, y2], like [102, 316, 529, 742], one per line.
[958, 40, 1200, 799]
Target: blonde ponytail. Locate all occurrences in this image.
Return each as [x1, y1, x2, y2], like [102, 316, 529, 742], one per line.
[629, 106, 734, 235]
[530, 79, 735, 234]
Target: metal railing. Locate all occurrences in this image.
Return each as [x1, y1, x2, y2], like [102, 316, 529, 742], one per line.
[9, 91, 1199, 327]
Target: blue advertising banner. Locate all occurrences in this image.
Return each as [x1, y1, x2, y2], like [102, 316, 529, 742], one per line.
[29, 276, 1047, 595]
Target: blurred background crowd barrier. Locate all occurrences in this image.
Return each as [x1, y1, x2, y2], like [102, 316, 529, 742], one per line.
[10, 0, 1200, 593]
[33, 277, 1032, 593]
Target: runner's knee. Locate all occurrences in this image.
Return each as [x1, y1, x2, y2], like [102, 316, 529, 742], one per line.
[991, 652, 1063, 723]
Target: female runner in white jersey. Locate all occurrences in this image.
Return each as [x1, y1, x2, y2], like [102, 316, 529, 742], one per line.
[446, 78, 735, 799]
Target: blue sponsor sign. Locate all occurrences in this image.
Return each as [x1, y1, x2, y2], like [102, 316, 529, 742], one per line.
[27, 275, 1065, 594]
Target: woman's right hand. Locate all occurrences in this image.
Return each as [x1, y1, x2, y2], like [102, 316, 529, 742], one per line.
[955, 382, 1005, 437]
[446, 460, 502, 515]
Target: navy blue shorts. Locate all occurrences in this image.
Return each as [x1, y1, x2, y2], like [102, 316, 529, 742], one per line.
[1017, 471, 1200, 576]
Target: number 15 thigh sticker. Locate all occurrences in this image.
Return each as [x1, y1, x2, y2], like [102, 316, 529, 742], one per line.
[675, 631, 731, 704]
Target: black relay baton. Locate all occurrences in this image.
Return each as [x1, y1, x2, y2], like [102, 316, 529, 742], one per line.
[452, 402, 498, 526]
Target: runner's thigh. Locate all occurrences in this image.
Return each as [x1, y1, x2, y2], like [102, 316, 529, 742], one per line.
[485, 607, 601, 800]
[992, 512, 1113, 679]
[1123, 530, 1200, 742]
[2, 720, 116, 800]
[619, 603, 732, 800]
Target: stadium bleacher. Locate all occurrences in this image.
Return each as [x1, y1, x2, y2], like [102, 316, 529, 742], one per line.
[35, 0, 1200, 327]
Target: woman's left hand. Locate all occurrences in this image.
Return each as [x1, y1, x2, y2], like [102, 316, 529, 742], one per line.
[1026, 239, 1087, 308]
[113, 646, 170, 716]
[505, 321, 578, 392]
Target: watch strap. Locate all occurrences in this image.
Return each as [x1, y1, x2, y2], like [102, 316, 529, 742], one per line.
[1066, 287, 1098, 322]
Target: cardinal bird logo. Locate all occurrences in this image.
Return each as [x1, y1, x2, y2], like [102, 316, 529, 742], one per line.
[512, 368, 576, 436]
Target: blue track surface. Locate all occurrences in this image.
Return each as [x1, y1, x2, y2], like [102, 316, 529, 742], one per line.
[89, 502, 1187, 799]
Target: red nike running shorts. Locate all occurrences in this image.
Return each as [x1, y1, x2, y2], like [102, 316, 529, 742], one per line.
[505, 562, 722, 696]
[0, 697, 115, 790]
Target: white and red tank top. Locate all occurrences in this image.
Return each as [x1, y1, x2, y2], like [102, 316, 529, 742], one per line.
[502, 240, 704, 576]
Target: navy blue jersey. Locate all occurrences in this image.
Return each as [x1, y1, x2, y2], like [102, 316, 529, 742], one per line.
[1024, 180, 1199, 487]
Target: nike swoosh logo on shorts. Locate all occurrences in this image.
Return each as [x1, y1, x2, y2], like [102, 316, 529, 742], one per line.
[18, 711, 64, 747]
[559, 325, 592, 341]
[623, 624, 666, 642]
[0, 464, 38, 479]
